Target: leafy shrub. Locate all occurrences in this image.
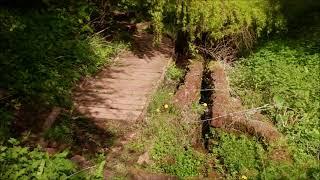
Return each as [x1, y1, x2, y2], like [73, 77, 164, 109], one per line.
[212, 132, 264, 179]
[229, 26, 320, 179]
[149, 0, 286, 52]
[165, 63, 185, 82]
[212, 130, 320, 179]
[0, 139, 108, 179]
[0, 139, 79, 179]
[0, 8, 126, 108]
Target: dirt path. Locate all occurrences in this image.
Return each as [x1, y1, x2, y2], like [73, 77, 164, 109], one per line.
[73, 33, 173, 127]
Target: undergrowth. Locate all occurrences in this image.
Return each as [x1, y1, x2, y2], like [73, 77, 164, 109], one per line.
[0, 8, 127, 107]
[125, 63, 211, 178]
[1, 139, 77, 179]
[0, 5, 126, 179]
[226, 25, 320, 179]
[211, 131, 265, 179]
[0, 138, 106, 179]
[147, 89, 205, 177]
[0, 5, 127, 140]
[44, 113, 116, 156]
[211, 130, 319, 179]
[165, 63, 185, 82]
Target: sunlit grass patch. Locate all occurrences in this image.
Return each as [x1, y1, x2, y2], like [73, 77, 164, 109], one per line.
[125, 62, 211, 177]
[228, 28, 320, 179]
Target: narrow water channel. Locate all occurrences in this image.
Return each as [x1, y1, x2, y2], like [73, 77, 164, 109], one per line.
[200, 63, 214, 152]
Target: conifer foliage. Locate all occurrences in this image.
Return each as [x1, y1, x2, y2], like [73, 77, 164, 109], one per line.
[147, 0, 286, 58]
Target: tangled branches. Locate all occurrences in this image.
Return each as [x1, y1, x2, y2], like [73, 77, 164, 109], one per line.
[197, 28, 256, 62]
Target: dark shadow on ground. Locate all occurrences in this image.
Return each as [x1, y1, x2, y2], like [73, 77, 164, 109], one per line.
[130, 33, 174, 60]
[43, 114, 117, 156]
[71, 31, 174, 123]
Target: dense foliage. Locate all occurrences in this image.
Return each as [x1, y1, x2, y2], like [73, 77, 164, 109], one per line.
[0, 2, 124, 178]
[212, 131, 319, 179]
[0, 8, 125, 107]
[0, 139, 77, 179]
[229, 25, 320, 179]
[0, 3, 127, 142]
[181, 0, 283, 39]
[279, 0, 320, 27]
[147, 0, 287, 57]
[0, 139, 106, 179]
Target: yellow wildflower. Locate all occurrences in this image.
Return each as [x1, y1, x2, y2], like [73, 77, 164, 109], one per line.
[241, 175, 248, 180]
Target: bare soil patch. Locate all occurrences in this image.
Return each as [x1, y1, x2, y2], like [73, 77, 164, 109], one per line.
[174, 60, 204, 109]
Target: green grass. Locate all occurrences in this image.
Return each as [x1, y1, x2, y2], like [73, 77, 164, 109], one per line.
[211, 130, 320, 179]
[146, 88, 206, 177]
[226, 25, 320, 179]
[0, 138, 107, 179]
[211, 131, 265, 179]
[124, 63, 210, 177]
